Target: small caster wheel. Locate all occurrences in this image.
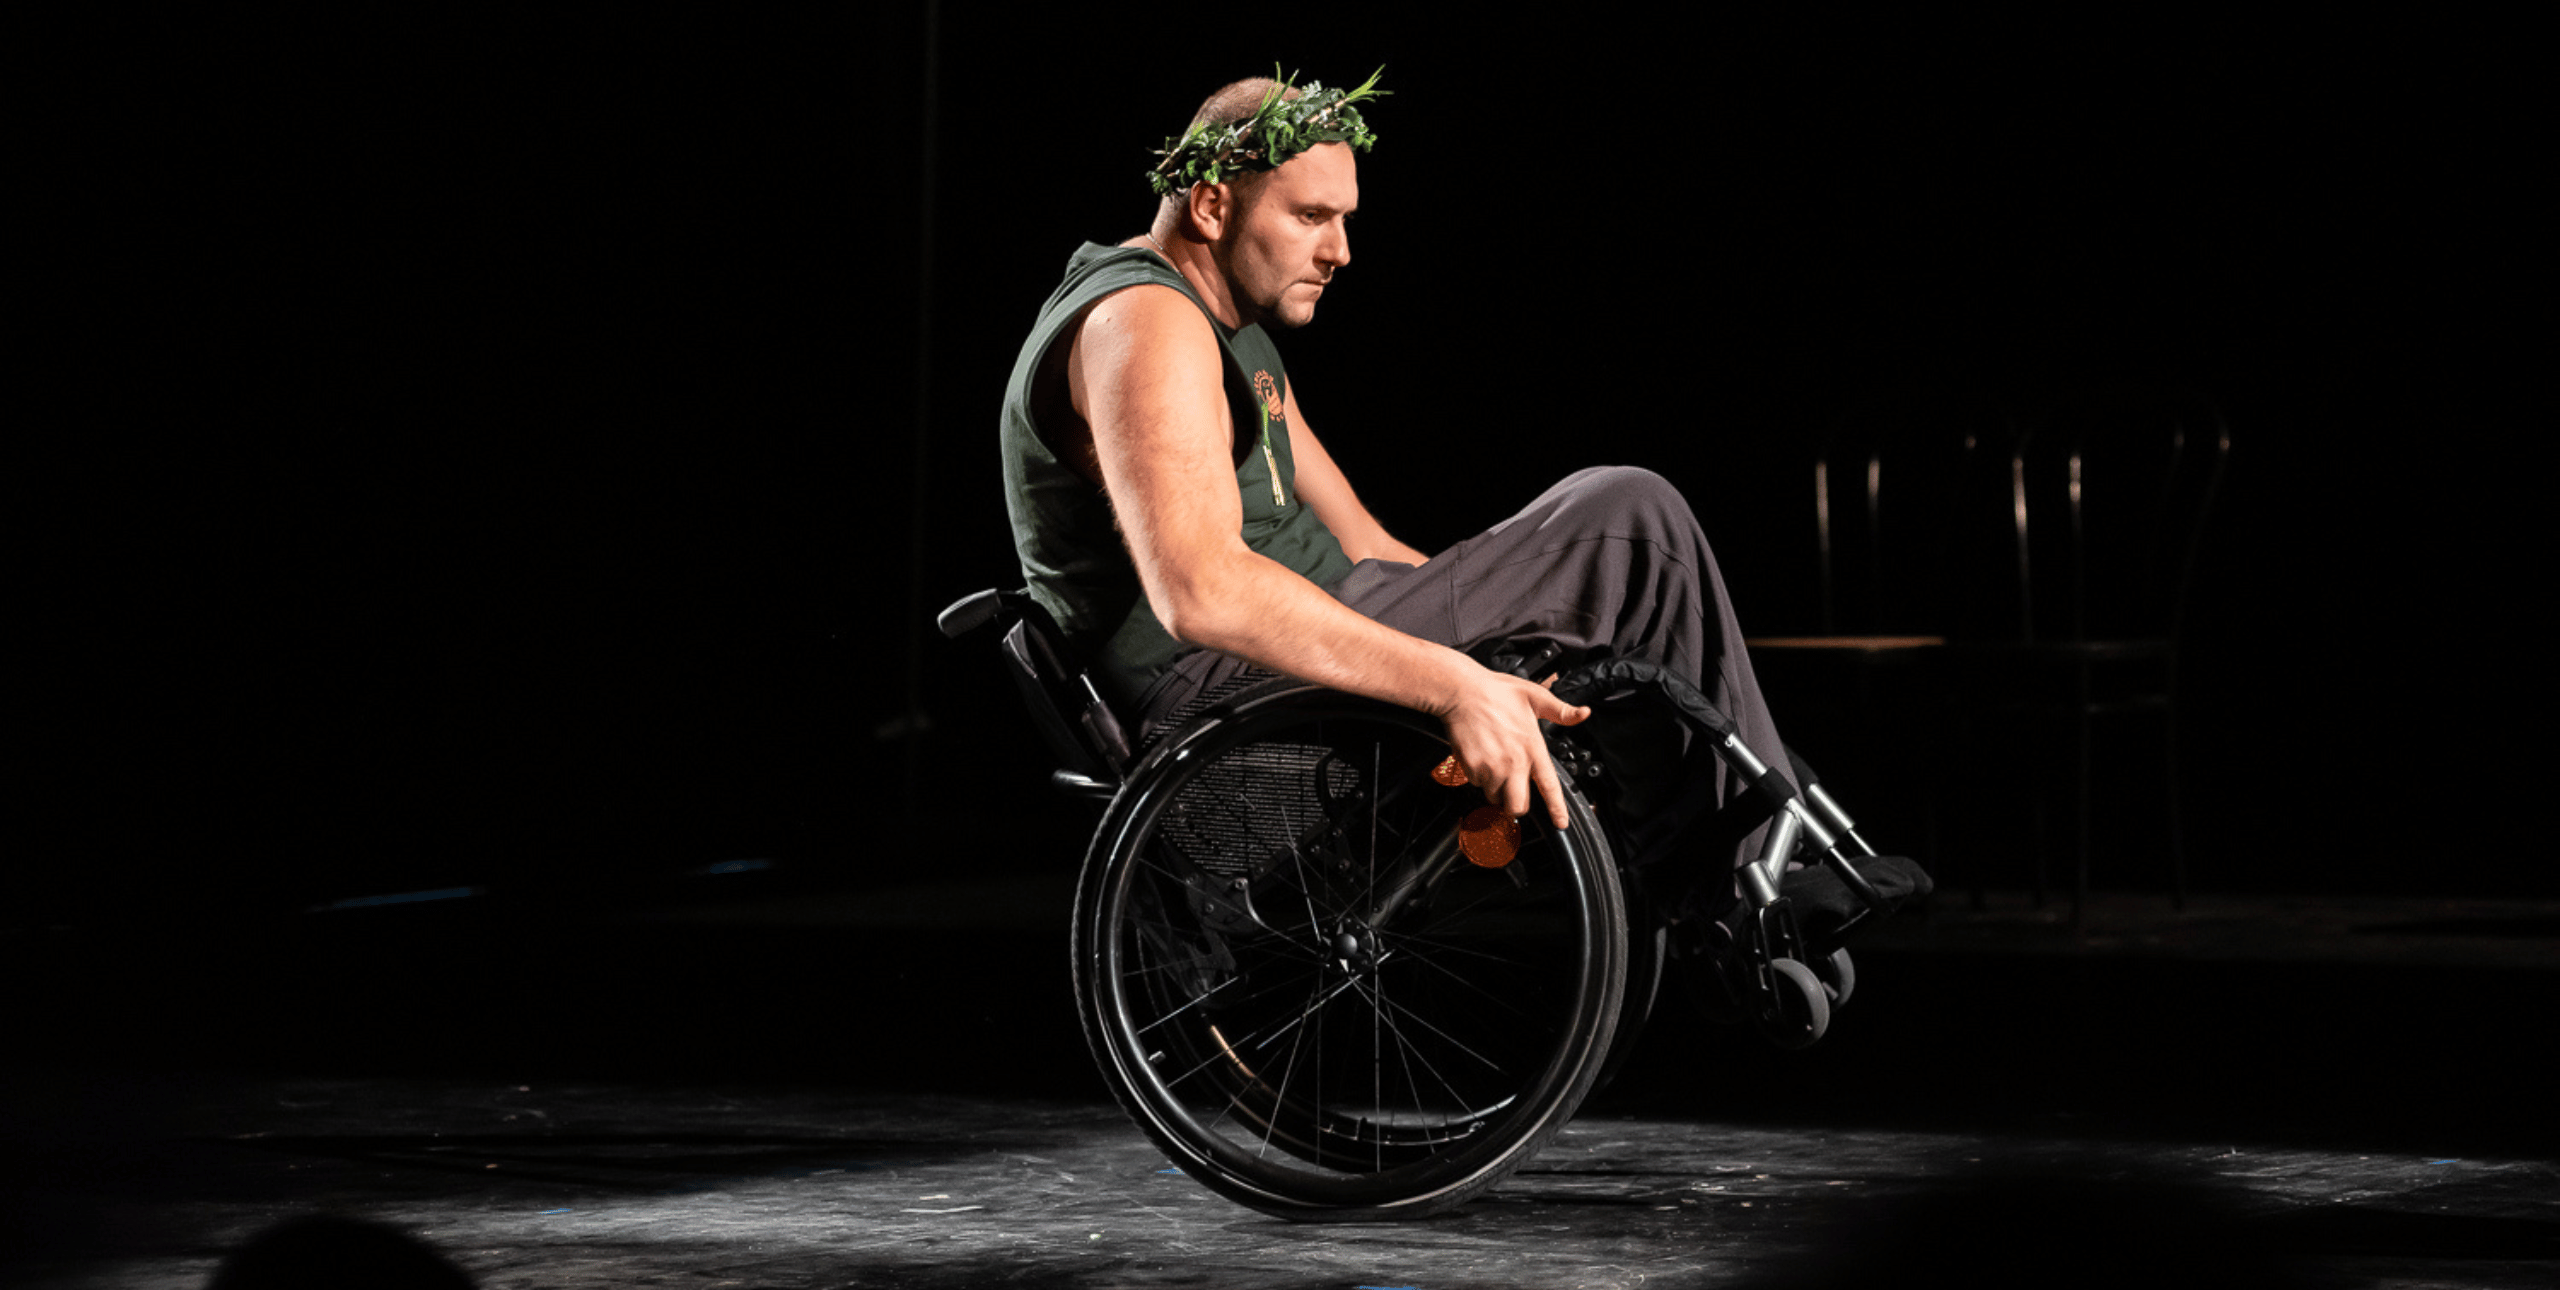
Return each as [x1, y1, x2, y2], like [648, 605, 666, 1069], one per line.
[1814, 947, 1856, 1007]
[1756, 956, 1831, 1050]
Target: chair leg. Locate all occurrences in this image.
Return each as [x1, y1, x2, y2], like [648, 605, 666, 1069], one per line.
[2029, 788, 2049, 913]
[2164, 701, 2185, 913]
[2073, 667, 2093, 938]
[1959, 703, 1986, 912]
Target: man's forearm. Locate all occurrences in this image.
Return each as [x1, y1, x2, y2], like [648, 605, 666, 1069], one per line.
[1150, 543, 1587, 826]
[1332, 528, 1431, 567]
[1373, 536, 1431, 566]
[1154, 545, 1470, 716]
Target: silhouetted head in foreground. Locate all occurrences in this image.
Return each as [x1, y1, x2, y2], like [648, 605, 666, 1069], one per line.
[208, 1215, 474, 1290]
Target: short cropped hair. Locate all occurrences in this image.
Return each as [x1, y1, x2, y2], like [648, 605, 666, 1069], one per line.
[1188, 77, 1299, 134]
[1157, 77, 1303, 216]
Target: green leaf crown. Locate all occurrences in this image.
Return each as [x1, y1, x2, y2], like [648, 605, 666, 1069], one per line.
[1146, 67, 1387, 197]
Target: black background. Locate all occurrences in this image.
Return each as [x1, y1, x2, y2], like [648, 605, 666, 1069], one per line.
[30, 8, 2537, 920]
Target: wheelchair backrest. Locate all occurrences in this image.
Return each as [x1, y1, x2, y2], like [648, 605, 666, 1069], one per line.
[937, 588, 1132, 785]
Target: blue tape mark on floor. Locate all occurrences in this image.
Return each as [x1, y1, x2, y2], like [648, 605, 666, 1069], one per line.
[314, 886, 484, 911]
[1156, 1168, 1184, 1175]
[538, 1208, 574, 1215]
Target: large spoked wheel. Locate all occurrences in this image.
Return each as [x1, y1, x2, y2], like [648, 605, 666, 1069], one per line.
[1073, 685, 1627, 1222]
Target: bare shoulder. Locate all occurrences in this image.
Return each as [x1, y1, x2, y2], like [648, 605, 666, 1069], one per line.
[1065, 283, 1224, 426]
[1042, 283, 1216, 398]
[1031, 285, 1206, 471]
[1073, 282, 1217, 374]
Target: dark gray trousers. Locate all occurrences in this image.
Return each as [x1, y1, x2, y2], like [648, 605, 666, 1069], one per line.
[1137, 466, 1795, 873]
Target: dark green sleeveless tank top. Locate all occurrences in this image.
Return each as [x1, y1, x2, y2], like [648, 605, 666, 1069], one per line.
[1002, 242, 1353, 706]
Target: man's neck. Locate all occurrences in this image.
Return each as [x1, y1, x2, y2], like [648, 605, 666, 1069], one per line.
[1122, 225, 1245, 330]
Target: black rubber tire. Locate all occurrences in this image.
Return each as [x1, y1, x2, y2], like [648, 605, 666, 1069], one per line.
[1816, 946, 1856, 1007]
[1759, 956, 1831, 1050]
[1073, 685, 1627, 1221]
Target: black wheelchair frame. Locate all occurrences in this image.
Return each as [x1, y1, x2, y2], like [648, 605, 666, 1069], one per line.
[939, 587, 1907, 1221]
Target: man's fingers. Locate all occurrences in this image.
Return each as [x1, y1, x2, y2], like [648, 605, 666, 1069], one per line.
[1535, 758, 1570, 829]
[1471, 748, 1571, 828]
[1535, 688, 1591, 726]
[1447, 670, 1585, 825]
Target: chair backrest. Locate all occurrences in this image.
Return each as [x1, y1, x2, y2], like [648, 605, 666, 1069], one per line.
[2006, 387, 2232, 644]
[1808, 387, 2017, 638]
[937, 588, 1131, 783]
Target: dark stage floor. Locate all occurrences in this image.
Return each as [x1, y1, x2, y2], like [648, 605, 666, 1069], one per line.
[7, 878, 2557, 1288]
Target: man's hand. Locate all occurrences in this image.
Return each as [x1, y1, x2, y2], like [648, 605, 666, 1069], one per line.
[1433, 668, 1592, 829]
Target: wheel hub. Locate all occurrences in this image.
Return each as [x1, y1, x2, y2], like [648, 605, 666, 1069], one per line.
[1330, 925, 1377, 972]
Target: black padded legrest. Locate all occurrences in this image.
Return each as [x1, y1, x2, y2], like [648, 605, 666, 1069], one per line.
[1550, 657, 1741, 742]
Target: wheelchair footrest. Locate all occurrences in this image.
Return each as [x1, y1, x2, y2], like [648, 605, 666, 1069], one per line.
[1787, 854, 1933, 953]
[1675, 855, 1930, 1046]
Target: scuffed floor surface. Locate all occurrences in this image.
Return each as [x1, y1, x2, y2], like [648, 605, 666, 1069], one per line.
[10, 1076, 2556, 1289]
[8, 884, 2557, 1287]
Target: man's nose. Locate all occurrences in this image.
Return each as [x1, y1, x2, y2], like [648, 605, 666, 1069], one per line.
[1319, 220, 1351, 269]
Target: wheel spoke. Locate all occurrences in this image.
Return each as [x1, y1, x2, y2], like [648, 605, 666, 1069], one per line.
[1256, 959, 1339, 1161]
[1125, 853, 1326, 968]
[1364, 979, 1514, 1077]
[1085, 693, 1622, 1217]
[1152, 966, 1354, 1097]
[1374, 942, 1555, 1028]
[1128, 971, 1239, 1038]
[1349, 976, 1492, 1116]
[1374, 925, 1566, 975]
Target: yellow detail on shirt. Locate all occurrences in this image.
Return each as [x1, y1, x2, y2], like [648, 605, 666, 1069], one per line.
[1260, 409, 1287, 506]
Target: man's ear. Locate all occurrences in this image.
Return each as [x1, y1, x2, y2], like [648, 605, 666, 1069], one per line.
[1184, 181, 1233, 242]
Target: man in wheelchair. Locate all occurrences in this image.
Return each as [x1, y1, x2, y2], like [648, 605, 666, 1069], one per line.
[974, 70, 1931, 1219]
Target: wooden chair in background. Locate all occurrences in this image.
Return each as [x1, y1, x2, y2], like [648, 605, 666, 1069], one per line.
[1745, 388, 2017, 879]
[1964, 386, 2233, 929]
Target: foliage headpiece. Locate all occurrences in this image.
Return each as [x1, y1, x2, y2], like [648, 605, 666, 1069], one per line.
[1146, 67, 1387, 197]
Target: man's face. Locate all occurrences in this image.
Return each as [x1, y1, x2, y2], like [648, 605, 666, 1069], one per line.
[1213, 142, 1357, 330]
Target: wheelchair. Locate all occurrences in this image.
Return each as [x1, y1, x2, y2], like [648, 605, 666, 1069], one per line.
[939, 588, 1926, 1222]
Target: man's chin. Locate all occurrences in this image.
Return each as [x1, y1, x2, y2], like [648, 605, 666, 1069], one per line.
[1241, 285, 1323, 331]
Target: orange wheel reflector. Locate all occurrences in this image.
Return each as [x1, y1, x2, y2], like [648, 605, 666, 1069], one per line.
[1458, 807, 1520, 869]
[1431, 755, 1470, 787]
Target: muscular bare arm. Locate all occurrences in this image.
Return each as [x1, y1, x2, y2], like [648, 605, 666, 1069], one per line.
[1067, 285, 1584, 825]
